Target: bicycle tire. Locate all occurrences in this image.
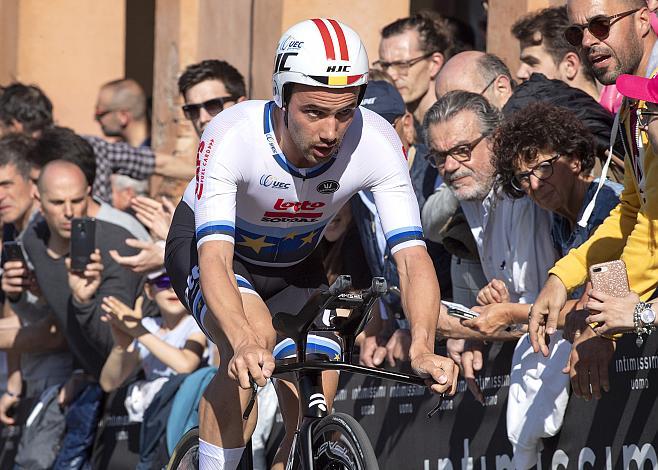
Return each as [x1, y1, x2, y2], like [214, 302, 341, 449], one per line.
[310, 412, 379, 470]
[166, 427, 199, 470]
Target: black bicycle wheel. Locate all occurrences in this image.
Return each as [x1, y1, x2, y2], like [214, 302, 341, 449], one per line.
[167, 427, 199, 470]
[311, 412, 379, 470]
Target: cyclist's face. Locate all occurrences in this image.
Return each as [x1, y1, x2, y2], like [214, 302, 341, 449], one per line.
[286, 84, 360, 167]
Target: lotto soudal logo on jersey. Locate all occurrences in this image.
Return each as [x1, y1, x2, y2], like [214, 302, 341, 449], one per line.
[195, 139, 214, 199]
[261, 198, 325, 222]
[316, 180, 340, 194]
[260, 175, 290, 190]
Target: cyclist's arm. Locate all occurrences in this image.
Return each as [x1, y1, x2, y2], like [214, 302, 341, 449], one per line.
[197, 240, 257, 347]
[392, 246, 440, 358]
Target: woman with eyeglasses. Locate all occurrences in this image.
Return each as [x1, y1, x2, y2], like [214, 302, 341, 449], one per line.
[98, 271, 207, 415]
[460, 102, 622, 337]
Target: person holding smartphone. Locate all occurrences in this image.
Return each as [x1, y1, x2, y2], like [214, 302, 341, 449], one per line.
[577, 71, 658, 343]
[528, 2, 658, 404]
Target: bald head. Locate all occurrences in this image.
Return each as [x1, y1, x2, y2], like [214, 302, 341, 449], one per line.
[436, 51, 487, 97]
[38, 160, 88, 195]
[100, 79, 147, 119]
[435, 51, 514, 109]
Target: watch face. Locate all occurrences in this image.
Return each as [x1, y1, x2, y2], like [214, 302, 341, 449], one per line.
[640, 308, 656, 325]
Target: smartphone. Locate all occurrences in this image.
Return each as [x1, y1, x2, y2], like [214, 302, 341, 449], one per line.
[3, 241, 26, 264]
[70, 217, 96, 272]
[589, 260, 630, 298]
[442, 300, 479, 320]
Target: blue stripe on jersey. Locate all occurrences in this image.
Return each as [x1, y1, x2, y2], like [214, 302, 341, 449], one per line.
[235, 274, 255, 292]
[263, 101, 336, 179]
[386, 226, 424, 249]
[385, 226, 423, 239]
[196, 220, 236, 240]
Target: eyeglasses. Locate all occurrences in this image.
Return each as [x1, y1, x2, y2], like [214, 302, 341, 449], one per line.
[426, 134, 488, 169]
[636, 107, 658, 129]
[148, 274, 172, 290]
[480, 76, 497, 95]
[94, 109, 117, 121]
[564, 8, 640, 47]
[181, 96, 236, 121]
[510, 154, 561, 191]
[372, 52, 435, 75]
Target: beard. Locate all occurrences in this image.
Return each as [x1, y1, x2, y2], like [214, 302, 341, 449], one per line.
[445, 168, 494, 201]
[588, 39, 643, 85]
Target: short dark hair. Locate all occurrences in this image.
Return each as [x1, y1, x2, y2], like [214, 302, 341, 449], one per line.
[477, 53, 516, 90]
[492, 102, 596, 198]
[511, 6, 595, 82]
[177, 60, 247, 99]
[101, 78, 147, 119]
[0, 133, 34, 180]
[28, 126, 96, 186]
[0, 83, 53, 134]
[382, 11, 454, 58]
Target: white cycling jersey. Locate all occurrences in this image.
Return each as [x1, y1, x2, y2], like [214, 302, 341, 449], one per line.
[182, 99, 424, 267]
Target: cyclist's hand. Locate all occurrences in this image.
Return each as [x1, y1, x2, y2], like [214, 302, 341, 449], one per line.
[229, 338, 275, 388]
[411, 353, 459, 395]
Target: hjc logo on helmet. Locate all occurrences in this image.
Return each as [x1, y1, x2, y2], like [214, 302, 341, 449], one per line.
[271, 18, 369, 108]
[326, 65, 351, 73]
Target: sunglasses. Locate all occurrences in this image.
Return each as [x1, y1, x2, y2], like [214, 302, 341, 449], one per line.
[148, 274, 172, 290]
[181, 96, 236, 121]
[94, 109, 117, 121]
[564, 8, 639, 47]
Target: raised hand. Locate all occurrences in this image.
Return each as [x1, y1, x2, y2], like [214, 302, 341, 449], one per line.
[67, 249, 103, 304]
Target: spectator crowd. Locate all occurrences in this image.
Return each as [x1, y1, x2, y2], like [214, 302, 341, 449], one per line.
[1, 0, 658, 468]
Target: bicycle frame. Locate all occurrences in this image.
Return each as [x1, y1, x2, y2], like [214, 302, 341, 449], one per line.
[279, 362, 428, 469]
[269, 275, 432, 469]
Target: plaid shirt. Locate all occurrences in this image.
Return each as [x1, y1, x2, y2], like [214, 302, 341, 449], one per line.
[84, 136, 155, 203]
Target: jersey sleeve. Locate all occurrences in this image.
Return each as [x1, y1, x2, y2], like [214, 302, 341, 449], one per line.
[364, 114, 425, 255]
[193, 115, 243, 250]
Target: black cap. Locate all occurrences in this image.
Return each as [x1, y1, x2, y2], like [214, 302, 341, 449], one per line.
[360, 80, 406, 124]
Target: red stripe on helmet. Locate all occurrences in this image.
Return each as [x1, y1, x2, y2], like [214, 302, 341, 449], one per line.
[346, 74, 363, 84]
[311, 19, 335, 60]
[327, 19, 349, 61]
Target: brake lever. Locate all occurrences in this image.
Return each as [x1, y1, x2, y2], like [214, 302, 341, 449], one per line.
[242, 377, 259, 420]
[427, 393, 445, 419]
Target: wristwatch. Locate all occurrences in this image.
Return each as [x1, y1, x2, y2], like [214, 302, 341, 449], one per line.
[633, 301, 656, 347]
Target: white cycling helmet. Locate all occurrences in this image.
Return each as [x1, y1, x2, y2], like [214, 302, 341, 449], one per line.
[272, 18, 369, 108]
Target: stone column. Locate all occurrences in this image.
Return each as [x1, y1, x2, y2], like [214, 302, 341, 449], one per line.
[0, 0, 126, 135]
[486, 0, 565, 77]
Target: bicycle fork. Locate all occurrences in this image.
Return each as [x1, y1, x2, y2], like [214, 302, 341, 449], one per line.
[287, 369, 327, 470]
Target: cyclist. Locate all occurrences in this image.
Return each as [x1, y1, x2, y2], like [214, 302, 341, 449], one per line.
[165, 18, 459, 470]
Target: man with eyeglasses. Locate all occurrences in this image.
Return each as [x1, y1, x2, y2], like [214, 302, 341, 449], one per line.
[94, 79, 151, 148]
[424, 90, 556, 313]
[377, 12, 454, 137]
[530, 1, 658, 382]
[425, 91, 560, 468]
[177, 60, 247, 138]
